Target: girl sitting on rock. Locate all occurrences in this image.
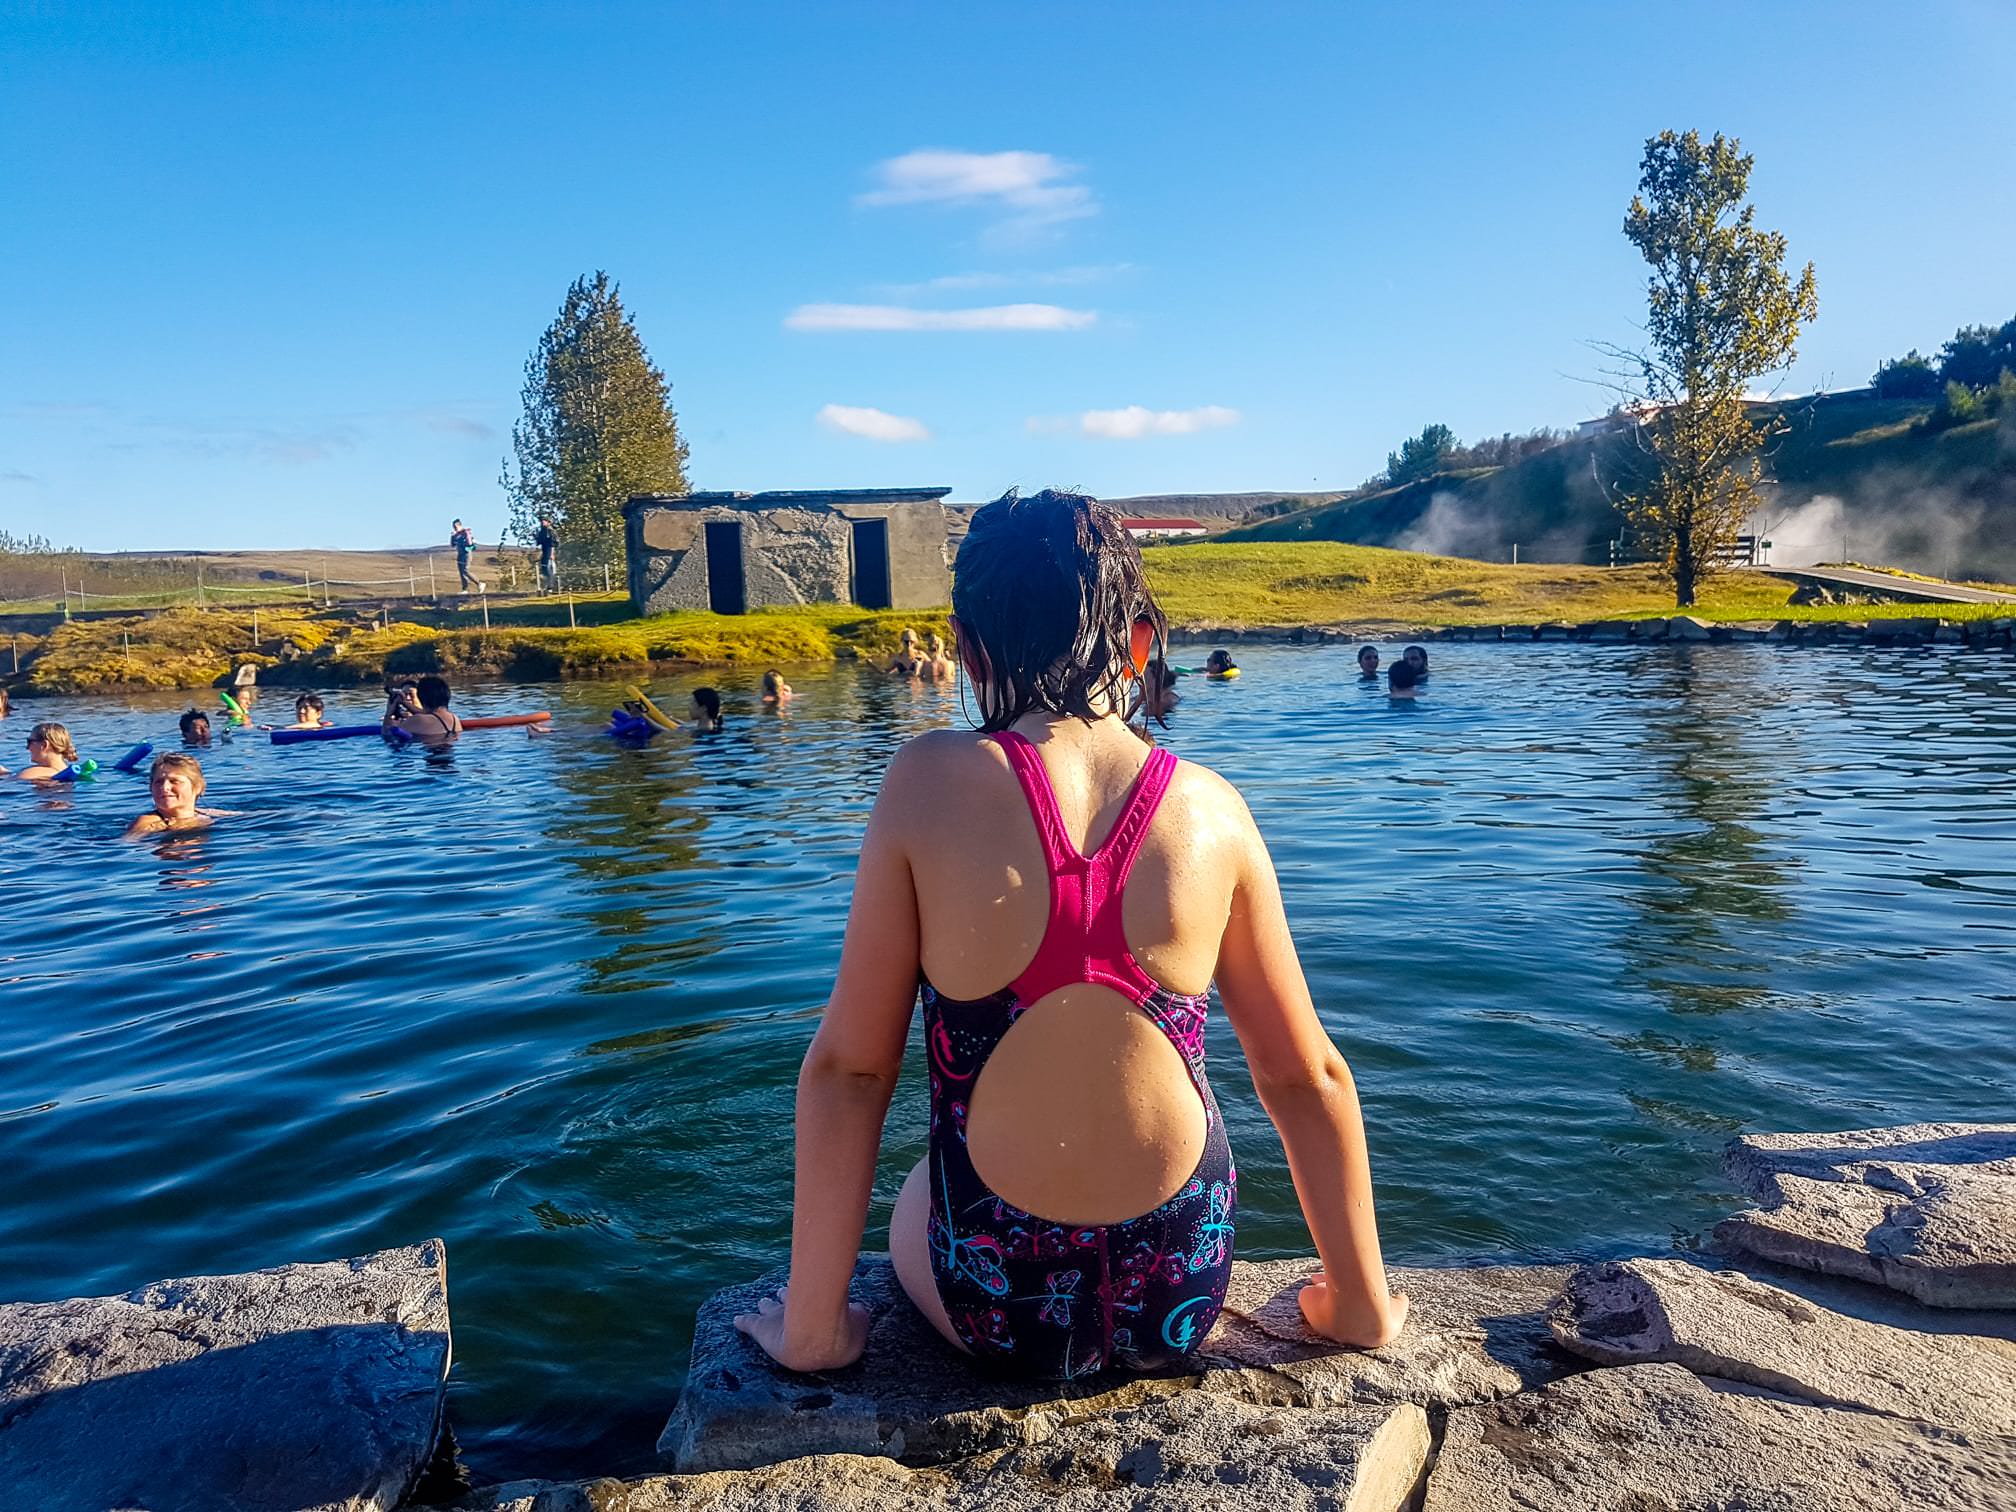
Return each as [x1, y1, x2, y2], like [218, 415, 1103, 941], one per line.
[736, 487, 1405, 1378]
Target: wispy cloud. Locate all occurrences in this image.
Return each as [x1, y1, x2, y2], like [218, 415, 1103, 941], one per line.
[859, 149, 1097, 243]
[885, 263, 1134, 296]
[786, 303, 1096, 333]
[817, 404, 931, 443]
[418, 412, 497, 440]
[0, 470, 39, 485]
[1032, 405, 1243, 440]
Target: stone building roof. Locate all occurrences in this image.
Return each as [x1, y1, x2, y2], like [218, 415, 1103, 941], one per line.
[624, 488, 952, 513]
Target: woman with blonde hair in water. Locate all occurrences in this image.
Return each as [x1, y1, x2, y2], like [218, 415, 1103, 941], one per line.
[734, 487, 1404, 1378]
[15, 722, 80, 780]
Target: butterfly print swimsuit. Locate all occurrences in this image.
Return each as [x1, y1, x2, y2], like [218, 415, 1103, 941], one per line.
[922, 731, 1236, 1378]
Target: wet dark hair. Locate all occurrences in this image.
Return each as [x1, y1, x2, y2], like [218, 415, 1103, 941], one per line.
[295, 694, 324, 714]
[952, 489, 1165, 734]
[1357, 645, 1380, 666]
[1404, 644, 1428, 668]
[415, 675, 452, 710]
[179, 708, 210, 737]
[1389, 660, 1420, 692]
[693, 687, 722, 719]
[1205, 649, 1236, 672]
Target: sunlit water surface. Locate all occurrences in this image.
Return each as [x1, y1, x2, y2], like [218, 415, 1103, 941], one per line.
[2, 644, 2012, 1481]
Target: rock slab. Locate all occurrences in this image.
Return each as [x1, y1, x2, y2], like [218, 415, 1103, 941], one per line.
[1550, 1256, 2016, 1436]
[1422, 1361, 2016, 1512]
[0, 1241, 451, 1512]
[1713, 1121, 2016, 1307]
[660, 1253, 1573, 1472]
[453, 1394, 1429, 1511]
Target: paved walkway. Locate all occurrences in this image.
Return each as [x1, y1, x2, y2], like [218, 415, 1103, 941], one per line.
[1761, 565, 2016, 605]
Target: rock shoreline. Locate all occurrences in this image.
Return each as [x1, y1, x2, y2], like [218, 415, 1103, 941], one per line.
[3, 1124, 2012, 1510]
[1171, 613, 2016, 650]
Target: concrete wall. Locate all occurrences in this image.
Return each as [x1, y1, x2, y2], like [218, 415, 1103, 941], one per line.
[626, 498, 948, 615]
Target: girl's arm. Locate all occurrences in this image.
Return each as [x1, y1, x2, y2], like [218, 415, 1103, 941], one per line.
[1212, 790, 1407, 1348]
[735, 752, 923, 1370]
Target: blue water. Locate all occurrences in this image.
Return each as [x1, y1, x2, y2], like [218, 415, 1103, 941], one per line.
[2, 644, 2012, 1482]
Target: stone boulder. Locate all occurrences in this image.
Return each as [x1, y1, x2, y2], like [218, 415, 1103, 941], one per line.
[1666, 614, 1714, 640]
[1549, 1256, 2016, 1436]
[0, 1241, 451, 1512]
[1712, 1122, 2016, 1307]
[449, 1394, 1429, 1511]
[1422, 1362, 2016, 1511]
[659, 1254, 1575, 1473]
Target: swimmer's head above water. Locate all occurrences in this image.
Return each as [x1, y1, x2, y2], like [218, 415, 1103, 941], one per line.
[950, 487, 1165, 732]
[1357, 645, 1380, 677]
[1388, 660, 1420, 698]
[179, 708, 211, 744]
[1404, 644, 1428, 677]
[149, 751, 205, 817]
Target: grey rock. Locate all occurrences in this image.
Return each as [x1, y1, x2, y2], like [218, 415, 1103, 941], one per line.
[1550, 1256, 2016, 1435]
[0, 1241, 451, 1512]
[1422, 1362, 2016, 1512]
[1713, 1121, 2016, 1307]
[661, 1254, 1574, 1473]
[1585, 620, 1634, 642]
[455, 1394, 1429, 1512]
[1666, 614, 1714, 640]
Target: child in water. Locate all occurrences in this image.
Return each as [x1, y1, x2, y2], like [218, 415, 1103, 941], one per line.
[179, 709, 212, 745]
[125, 752, 230, 837]
[733, 487, 1404, 1380]
[920, 632, 956, 683]
[15, 722, 79, 780]
[690, 687, 724, 733]
[1204, 648, 1239, 679]
[762, 669, 794, 704]
[1388, 660, 1420, 699]
[287, 694, 330, 729]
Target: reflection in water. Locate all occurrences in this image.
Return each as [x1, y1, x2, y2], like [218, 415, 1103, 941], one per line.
[1620, 651, 1798, 1023]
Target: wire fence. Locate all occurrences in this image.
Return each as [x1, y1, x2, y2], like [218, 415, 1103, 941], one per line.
[5, 550, 625, 616]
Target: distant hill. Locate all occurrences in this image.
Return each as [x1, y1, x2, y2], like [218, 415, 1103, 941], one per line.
[1217, 392, 2016, 582]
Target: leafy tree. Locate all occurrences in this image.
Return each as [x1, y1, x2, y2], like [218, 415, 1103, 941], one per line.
[1385, 423, 1458, 485]
[1871, 351, 1941, 399]
[1611, 130, 1818, 606]
[1937, 317, 2016, 391]
[501, 271, 690, 572]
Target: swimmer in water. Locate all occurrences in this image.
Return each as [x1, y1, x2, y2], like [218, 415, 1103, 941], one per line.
[888, 629, 922, 677]
[762, 669, 794, 704]
[15, 722, 79, 780]
[920, 632, 956, 683]
[179, 709, 212, 745]
[1403, 645, 1428, 681]
[1356, 646, 1380, 681]
[1204, 648, 1239, 679]
[1387, 660, 1420, 700]
[690, 687, 724, 733]
[384, 674, 462, 744]
[1143, 656, 1181, 721]
[286, 694, 330, 729]
[125, 752, 233, 837]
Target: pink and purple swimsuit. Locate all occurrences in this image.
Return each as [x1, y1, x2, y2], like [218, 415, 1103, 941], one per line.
[922, 730, 1236, 1378]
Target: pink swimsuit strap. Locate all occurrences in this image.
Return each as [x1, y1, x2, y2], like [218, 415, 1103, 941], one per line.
[991, 730, 1179, 1006]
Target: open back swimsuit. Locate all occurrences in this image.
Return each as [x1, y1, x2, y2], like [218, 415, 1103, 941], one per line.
[923, 731, 1236, 1379]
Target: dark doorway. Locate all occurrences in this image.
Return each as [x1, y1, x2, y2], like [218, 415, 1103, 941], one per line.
[705, 521, 745, 614]
[851, 518, 891, 609]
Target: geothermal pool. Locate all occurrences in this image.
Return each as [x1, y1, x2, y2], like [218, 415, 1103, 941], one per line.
[2, 642, 2011, 1481]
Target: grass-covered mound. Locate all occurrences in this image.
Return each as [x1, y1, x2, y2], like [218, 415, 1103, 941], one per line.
[23, 609, 333, 694]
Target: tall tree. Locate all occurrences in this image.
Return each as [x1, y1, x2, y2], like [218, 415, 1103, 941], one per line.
[501, 271, 690, 572]
[1385, 423, 1457, 486]
[1613, 130, 1818, 606]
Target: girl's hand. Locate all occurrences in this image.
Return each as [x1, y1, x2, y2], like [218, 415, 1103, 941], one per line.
[732, 1284, 871, 1373]
[1298, 1271, 1409, 1349]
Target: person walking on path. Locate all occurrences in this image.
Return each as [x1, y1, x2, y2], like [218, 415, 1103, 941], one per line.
[451, 519, 480, 592]
[534, 516, 560, 594]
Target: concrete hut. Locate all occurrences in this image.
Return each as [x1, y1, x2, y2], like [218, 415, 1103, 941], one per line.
[623, 487, 952, 616]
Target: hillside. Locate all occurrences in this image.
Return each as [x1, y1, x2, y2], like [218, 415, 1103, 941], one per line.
[1217, 393, 2016, 581]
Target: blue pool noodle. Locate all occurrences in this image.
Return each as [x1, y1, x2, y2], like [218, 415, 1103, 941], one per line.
[113, 742, 154, 772]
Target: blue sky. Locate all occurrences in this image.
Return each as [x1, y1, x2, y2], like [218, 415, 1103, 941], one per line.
[3, 2, 2013, 551]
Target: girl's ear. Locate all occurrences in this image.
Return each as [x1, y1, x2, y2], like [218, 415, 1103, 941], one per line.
[1129, 618, 1155, 676]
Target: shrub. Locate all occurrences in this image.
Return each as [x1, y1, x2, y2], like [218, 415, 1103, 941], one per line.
[1871, 351, 1941, 399]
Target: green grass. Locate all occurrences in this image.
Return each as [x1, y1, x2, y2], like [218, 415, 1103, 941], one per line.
[9, 547, 2006, 696]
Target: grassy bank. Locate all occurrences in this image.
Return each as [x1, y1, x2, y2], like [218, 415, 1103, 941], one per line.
[9, 543, 2008, 696]
[14, 605, 950, 695]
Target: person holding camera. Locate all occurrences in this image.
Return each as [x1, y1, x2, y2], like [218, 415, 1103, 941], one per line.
[382, 675, 463, 745]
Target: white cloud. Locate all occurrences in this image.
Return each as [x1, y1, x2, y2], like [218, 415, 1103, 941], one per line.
[817, 404, 931, 443]
[1074, 405, 1243, 440]
[890, 263, 1134, 295]
[858, 149, 1096, 240]
[785, 303, 1096, 332]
